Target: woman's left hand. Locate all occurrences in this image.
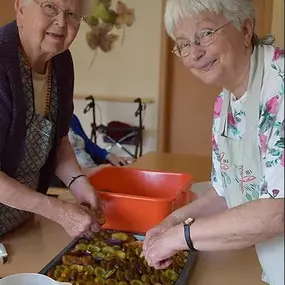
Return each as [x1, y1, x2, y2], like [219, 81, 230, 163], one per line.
[106, 153, 134, 166]
[71, 180, 106, 225]
[143, 223, 188, 269]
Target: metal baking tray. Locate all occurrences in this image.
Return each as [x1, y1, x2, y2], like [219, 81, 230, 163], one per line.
[39, 232, 197, 285]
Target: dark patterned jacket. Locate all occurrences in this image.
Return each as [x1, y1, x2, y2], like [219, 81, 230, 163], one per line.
[0, 21, 74, 194]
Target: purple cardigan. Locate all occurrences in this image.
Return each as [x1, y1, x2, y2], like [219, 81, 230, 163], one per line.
[0, 21, 74, 194]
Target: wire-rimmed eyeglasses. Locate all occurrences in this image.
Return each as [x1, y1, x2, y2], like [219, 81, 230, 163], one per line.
[172, 21, 232, 58]
[33, 0, 84, 25]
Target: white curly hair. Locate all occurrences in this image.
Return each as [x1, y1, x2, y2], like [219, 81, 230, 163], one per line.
[164, 0, 275, 45]
[165, 0, 257, 39]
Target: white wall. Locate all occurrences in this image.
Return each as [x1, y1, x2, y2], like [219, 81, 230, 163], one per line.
[70, 0, 163, 156]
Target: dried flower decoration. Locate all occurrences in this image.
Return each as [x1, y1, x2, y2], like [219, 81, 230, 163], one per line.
[85, 0, 135, 69]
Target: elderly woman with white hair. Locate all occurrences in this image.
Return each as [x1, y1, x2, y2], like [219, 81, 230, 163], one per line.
[0, 0, 105, 238]
[143, 0, 284, 284]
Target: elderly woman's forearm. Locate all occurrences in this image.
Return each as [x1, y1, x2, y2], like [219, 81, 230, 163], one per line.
[55, 136, 84, 187]
[191, 198, 284, 251]
[170, 188, 227, 223]
[0, 171, 62, 221]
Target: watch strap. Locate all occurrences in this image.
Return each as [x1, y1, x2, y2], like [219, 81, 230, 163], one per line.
[184, 223, 197, 251]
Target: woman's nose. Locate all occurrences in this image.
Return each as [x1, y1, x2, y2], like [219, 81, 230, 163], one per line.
[182, 45, 206, 68]
[54, 12, 67, 27]
[189, 45, 206, 61]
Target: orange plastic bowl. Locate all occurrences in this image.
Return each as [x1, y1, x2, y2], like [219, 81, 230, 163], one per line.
[88, 167, 195, 234]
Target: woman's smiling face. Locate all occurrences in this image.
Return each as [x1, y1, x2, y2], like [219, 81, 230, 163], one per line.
[16, 0, 84, 56]
[173, 12, 253, 87]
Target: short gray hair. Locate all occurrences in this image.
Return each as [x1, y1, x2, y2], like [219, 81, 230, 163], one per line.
[21, 0, 95, 17]
[165, 0, 256, 40]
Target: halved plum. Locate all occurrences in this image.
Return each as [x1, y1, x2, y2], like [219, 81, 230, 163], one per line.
[105, 279, 118, 285]
[102, 246, 116, 255]
[104, 268, 117, 279]
[70, 264, 84, 272]
[116, 269, 126, 281]
[163, 269, 179, 281]
[75, 243, 88, 251]
[111, 233, 129, 242]
[94, 276, 106, 285]
[115, 250, 126, 259]
[87, 244, 101, 254]
[124, 269, 135, 282]
[159, 275, 172, 285]
[150, 275, 160, 285]
[130, 280, 144, 285]
[141, 274, 151, 283]
[83, 265, 94, 274]
[94, 266, 106, 277]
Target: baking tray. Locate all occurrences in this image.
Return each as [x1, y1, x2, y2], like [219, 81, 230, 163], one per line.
[39, 232, 197, 285]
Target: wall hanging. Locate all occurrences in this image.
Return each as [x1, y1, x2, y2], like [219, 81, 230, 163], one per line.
[85, 0, 135, 69]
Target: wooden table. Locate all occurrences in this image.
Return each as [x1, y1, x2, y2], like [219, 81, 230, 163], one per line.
[0, 152, 264, 284]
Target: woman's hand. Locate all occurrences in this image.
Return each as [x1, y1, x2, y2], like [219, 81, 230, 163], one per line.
[55, 201, 100, 238]
[70, 178, 106, 226]
[143, 223, 188, 269]
[106, 153, 134, 166]
[143, 215, 180, 254]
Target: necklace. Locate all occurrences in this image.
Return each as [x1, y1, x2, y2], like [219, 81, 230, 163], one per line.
[19, 42, 52, 118]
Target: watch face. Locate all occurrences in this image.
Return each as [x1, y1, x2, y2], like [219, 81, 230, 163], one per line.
[184, 218, 194, 225]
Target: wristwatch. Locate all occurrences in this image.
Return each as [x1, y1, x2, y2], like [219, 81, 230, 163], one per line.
[183, 217, 197, 251]
[0, 243, 8, 264]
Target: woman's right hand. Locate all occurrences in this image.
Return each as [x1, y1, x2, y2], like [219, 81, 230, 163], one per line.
[54, 201, 100, 238]
[143, 215, 179, 252]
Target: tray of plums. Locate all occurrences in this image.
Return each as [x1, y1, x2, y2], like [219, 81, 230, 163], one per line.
[39, 230, 197, 285]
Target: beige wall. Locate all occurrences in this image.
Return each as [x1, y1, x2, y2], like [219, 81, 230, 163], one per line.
[0, 0, 15, 26]
[71, 0, 163, 155]
[271, 0, 284, 47]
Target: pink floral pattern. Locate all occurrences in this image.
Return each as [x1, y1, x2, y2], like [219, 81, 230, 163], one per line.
[266, 95, 279, 114]
[214, 96, 223, 119]
[273, 48, 284, 61]
[212, 134, 218, 151]
[259, 134, 268, 154]
[228, 112, 236, 126]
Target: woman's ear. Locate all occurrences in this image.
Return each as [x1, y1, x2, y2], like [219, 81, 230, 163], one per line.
[242, 19, 254, 47]
[14, 0, 24, 27]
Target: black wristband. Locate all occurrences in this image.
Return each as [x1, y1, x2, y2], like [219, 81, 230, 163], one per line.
[68, 174, 86, 188]
[184, 223, 197, 251]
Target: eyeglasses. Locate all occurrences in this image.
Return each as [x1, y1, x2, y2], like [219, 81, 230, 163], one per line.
[172, 21, 232, 58]
[33, 0, 84, 25]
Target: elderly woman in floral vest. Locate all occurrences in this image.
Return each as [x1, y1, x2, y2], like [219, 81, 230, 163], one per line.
[0, 0, 105, 238]
[143, 0, 284, 284]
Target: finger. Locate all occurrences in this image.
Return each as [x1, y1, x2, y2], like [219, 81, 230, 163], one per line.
[83, 230, 94, 239]
[111, 160, 120, 166]
[96, 215, 106, 226]
[144, 235, 156, 251]
[90, 222, 101, 233]
[119, 158, 128, 165]
[155, 259, 173, 270]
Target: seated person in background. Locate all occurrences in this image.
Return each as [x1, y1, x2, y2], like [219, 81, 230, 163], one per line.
[69, 114, 132, 175]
